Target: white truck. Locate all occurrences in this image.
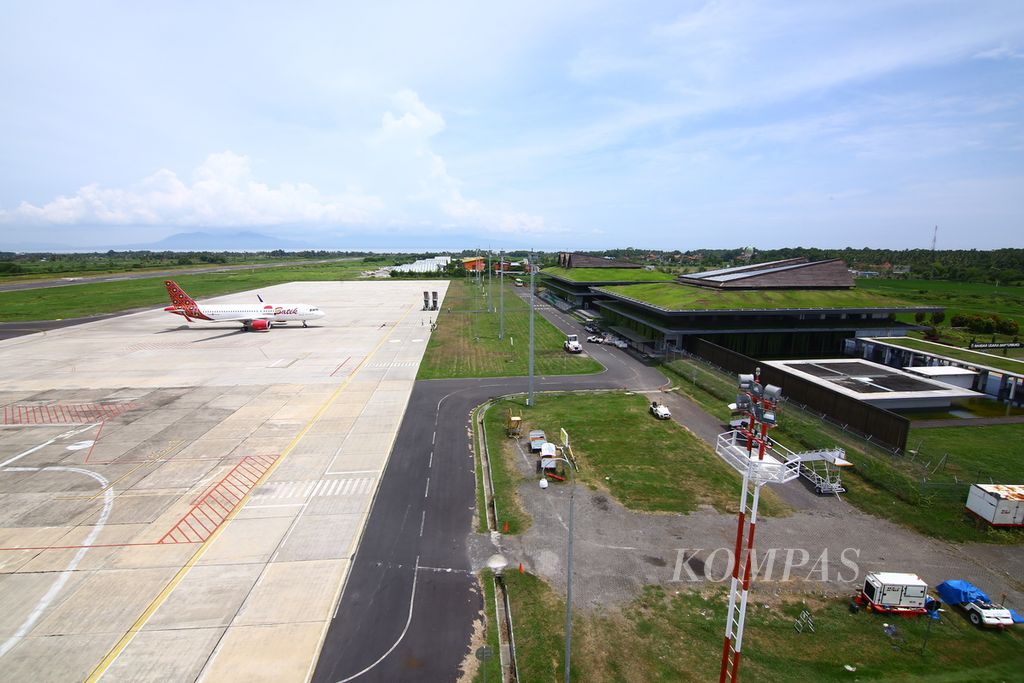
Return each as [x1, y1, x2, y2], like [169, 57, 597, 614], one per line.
[564, 334, 582, 354]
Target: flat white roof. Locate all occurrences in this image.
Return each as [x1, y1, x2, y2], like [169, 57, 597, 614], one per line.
[870, 572, 927, 586]
[765, 359, 980, 403]
[904, 365, 977, 377]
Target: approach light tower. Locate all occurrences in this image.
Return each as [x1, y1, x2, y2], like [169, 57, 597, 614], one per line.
[716, 368, 796, 683]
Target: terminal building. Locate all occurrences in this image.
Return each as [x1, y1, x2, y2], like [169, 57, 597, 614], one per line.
[542, 255, 940, 358]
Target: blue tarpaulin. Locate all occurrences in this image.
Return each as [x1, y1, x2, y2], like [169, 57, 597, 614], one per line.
[1011, 609, 1024, 624]
[936, 580, 992, 605]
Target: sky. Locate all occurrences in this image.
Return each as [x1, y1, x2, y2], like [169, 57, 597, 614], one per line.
[1, 0, 1023, 251]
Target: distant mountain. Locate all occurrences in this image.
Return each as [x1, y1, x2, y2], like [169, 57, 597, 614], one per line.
[135, 231, 315, 251]
[0, 227, 544, 253]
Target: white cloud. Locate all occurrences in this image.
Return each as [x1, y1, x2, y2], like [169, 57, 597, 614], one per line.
[0, 91, 554, 237]
[380, 89, 446, 138]
[0, 151, 383, 227]
[372, 90, 554, 235]
[973, 44, 1024, 60]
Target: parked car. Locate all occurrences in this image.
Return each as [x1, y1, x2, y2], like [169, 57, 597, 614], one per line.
[650, 401, 671, 419]
[936, 580, 1015, 628]
[584, 323, 599, 333]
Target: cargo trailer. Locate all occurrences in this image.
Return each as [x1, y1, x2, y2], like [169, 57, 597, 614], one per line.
[965, 484, 1024, 527]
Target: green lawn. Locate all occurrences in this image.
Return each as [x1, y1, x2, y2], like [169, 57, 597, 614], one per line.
[541, 267, 675, 283]
[503, 574, 1024, 683]
[868, 337, 1024, 375]
[417, 278, 603, 379]
[472, 570, 503, 683]
[483, 392, 788, 522]
[482, 401, 533, 535]
[857, 279, 1024, 359]
[907, 424, 1024, 482]
[660, 357, 1024, 544]
[597, 282, 919, 311]
[0, 261, 372, 322]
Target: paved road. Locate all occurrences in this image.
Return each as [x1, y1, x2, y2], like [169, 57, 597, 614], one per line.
[0, 309, 155, 341]
[0, 258, 353, 292]
[311, 309, 668, 682]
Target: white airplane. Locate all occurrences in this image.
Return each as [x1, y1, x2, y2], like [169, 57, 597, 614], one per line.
[163, 280, 325, 332]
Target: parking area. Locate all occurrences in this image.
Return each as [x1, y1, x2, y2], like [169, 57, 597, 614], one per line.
[0, 280, 445, 681]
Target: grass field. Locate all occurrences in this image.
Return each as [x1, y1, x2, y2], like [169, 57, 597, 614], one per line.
[417, 278, 602, 379]
[471, 570, 503, 683]
[481, 392, 788, 534]
[857, 279, 1024, 359]
[541, 267, 675, 283]
[597, 282, 916, 311]
[503, 573, 1024, 682]
[661, 357, 1024, 544]
[0, 261, 373, 322]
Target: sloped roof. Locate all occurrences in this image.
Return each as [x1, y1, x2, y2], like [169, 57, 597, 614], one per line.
[558, 252, 640, 269]
[677, 258, 853, 289]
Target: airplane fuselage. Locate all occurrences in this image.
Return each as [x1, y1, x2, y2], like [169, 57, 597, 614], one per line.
[164, 303, 324, 325]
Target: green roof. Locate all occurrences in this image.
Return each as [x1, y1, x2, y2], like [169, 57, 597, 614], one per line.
[868, 337, 1024, 376]
[541, 267, 674, 283]
[597, 283, 925, 311]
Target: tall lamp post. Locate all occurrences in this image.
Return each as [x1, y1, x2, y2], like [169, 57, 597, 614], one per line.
[498, 250, 505, 340]
[527, 252, 536, 406]
[540, 454, 575, 683]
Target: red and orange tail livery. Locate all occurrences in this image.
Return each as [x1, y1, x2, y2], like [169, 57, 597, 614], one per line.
[165, 280, 198, 308]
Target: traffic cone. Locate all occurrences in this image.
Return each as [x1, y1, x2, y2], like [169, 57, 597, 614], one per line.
[502, 521, 509, 533]
[518, 563, 524, 574]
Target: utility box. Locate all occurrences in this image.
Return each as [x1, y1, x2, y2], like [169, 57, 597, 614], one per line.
[528, 430, 547, 452]
[966, 484, 1024, 527]
[860, 572, 928, 612]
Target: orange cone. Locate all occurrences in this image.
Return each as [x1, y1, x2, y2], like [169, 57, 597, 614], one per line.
[518, 563, 524, 574]
[502, 521, 509, 533]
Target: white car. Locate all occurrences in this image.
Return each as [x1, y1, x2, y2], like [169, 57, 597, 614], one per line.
[961, 601, 1014, 628]
[650, 402, 671, 419]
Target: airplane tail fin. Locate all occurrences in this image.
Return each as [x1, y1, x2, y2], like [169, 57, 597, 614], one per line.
[165, 280, 198, 308]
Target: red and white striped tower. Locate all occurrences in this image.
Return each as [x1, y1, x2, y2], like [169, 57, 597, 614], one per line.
[719, 368, 779, 683]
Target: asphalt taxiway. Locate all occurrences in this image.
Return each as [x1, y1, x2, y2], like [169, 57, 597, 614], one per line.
[310, 319, 667, 681]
